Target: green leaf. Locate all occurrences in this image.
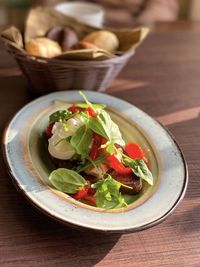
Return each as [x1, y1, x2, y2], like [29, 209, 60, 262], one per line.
[79, 91, 93, 109]
[55, 136, 72, 146]
[65, 136, 72, 142]
[70, 125, 93, 158]
[49, 110, 72, 123]
[54, 99, 106, 109]
[49, 168, 87, 194]
[87, 111, 125, 148]
[87, 117, 108, 139]
[123, 157, 153, 186]
[76, 153, 108, 173]
[78, 111, 90, 125]
[106, 142, 115, 154]
[78, 92, 124, 147]
[97, 110, 125, 146]
[76, 103, 106, 109]
[92, 176, 128, 209]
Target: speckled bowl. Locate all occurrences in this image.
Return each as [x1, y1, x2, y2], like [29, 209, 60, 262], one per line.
[2, 91, 188, 233]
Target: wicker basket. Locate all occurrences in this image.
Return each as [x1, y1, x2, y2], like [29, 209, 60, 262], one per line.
[6, 41, 134, 94]
[2, 7, 148, 95]
[1, 7, 149, 94]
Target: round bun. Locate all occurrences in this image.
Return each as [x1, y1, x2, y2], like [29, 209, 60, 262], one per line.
[46, 26, 79, 51]
[82, 30, 119, 53]
[26, 38, 62, 58]
[71, 41, 98, 50]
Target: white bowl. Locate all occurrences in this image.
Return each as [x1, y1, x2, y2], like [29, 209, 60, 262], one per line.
[55, 1, 104, 27]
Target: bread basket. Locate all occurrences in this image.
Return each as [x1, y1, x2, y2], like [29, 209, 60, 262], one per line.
[1, 7, 149, 94]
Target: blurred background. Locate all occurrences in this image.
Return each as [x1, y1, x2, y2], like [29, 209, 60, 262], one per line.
[0, 0, 200, 30]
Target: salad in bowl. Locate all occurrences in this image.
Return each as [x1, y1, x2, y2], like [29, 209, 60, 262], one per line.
[4, 90, 187, 231]
[45, 92, 153, 210]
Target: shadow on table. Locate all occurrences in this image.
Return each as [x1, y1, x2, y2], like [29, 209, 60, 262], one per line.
[169, 204, 200, 235]
[0, 195, 121, 266]
[180, 205, 200, 233]
[0, 150, 121, 266]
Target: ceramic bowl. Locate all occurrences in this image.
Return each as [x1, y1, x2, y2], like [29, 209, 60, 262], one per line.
[3, 91, 188, 233]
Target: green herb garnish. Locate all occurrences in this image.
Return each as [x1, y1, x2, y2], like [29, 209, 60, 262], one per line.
[49, 110, 72, 123]
[76, 153, 108, 173]
[70, 125, 93, 159]
[92, 175, 129, 209]
[123, 156, 153, 186]
[49, 168, 87, 194]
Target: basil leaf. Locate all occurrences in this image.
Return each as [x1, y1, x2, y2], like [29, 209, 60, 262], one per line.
[79, 91, 124, 146]
[49, 110, 72, 123]
[87, 111, 125, 147]
[92, 176, 128, 209]
[97, 110, 125, 146]
[49, 168, 87, 194]
[123, 158, 153, 186]
[87, 117, 108, 139]
[106, 142, 115, 154]
[70, 125, 92, 158]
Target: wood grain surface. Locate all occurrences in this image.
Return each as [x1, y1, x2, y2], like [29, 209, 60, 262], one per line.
[0, 24, 200, 267]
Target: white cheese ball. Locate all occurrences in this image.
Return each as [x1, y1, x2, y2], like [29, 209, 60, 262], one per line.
[51, 122, 69, 139]
[66, 117, 84, 135]
[48, 116, 84, 160]
[48, 134, 75, 160]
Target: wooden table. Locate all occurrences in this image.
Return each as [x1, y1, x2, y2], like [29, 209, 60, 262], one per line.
[0, 23, 200, 267]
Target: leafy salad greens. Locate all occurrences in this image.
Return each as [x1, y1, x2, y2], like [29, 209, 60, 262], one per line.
[46, 91, 153, 209]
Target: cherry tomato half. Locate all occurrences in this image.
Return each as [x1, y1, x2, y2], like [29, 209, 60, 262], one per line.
[125, 143, 144, 159]
[107, 154, 132, 174]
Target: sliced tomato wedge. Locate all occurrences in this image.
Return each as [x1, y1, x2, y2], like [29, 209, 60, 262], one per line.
[73, 185, 96, 205]
[107, 154, 132, 174]
[73, 185, 90, 200]
[125, 143, 144, 159]
[68, 105, 83, 113]
[89, 133, 106, 160]
[86, 107, 97, 117]
[45, 122, 55, 138]
[68, 105, 96, 118]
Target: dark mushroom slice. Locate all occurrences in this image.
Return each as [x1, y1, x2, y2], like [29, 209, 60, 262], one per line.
[107, 169, 142, 195]
[82, 174, 99, 184]
[50, 156, 74, 169]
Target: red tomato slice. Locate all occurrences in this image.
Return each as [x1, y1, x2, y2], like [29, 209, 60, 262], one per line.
[107, 154, 132, 174]
[73, 185, 96, 206]
[86, 107, 97, 117]
[125, 143, 144, 159]
[73, 185, 89, 199]
[45, 122, 54, 138]
[89, 133, 106, 160]
[68, 105, 96, 118]
[68, 105, 83, 113]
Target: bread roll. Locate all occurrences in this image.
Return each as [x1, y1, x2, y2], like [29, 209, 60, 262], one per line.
[82, 30, 119, 53]
[46, 26, 79, 52]
[71, 41, 98, 50]
[26, 38, 62, 58]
